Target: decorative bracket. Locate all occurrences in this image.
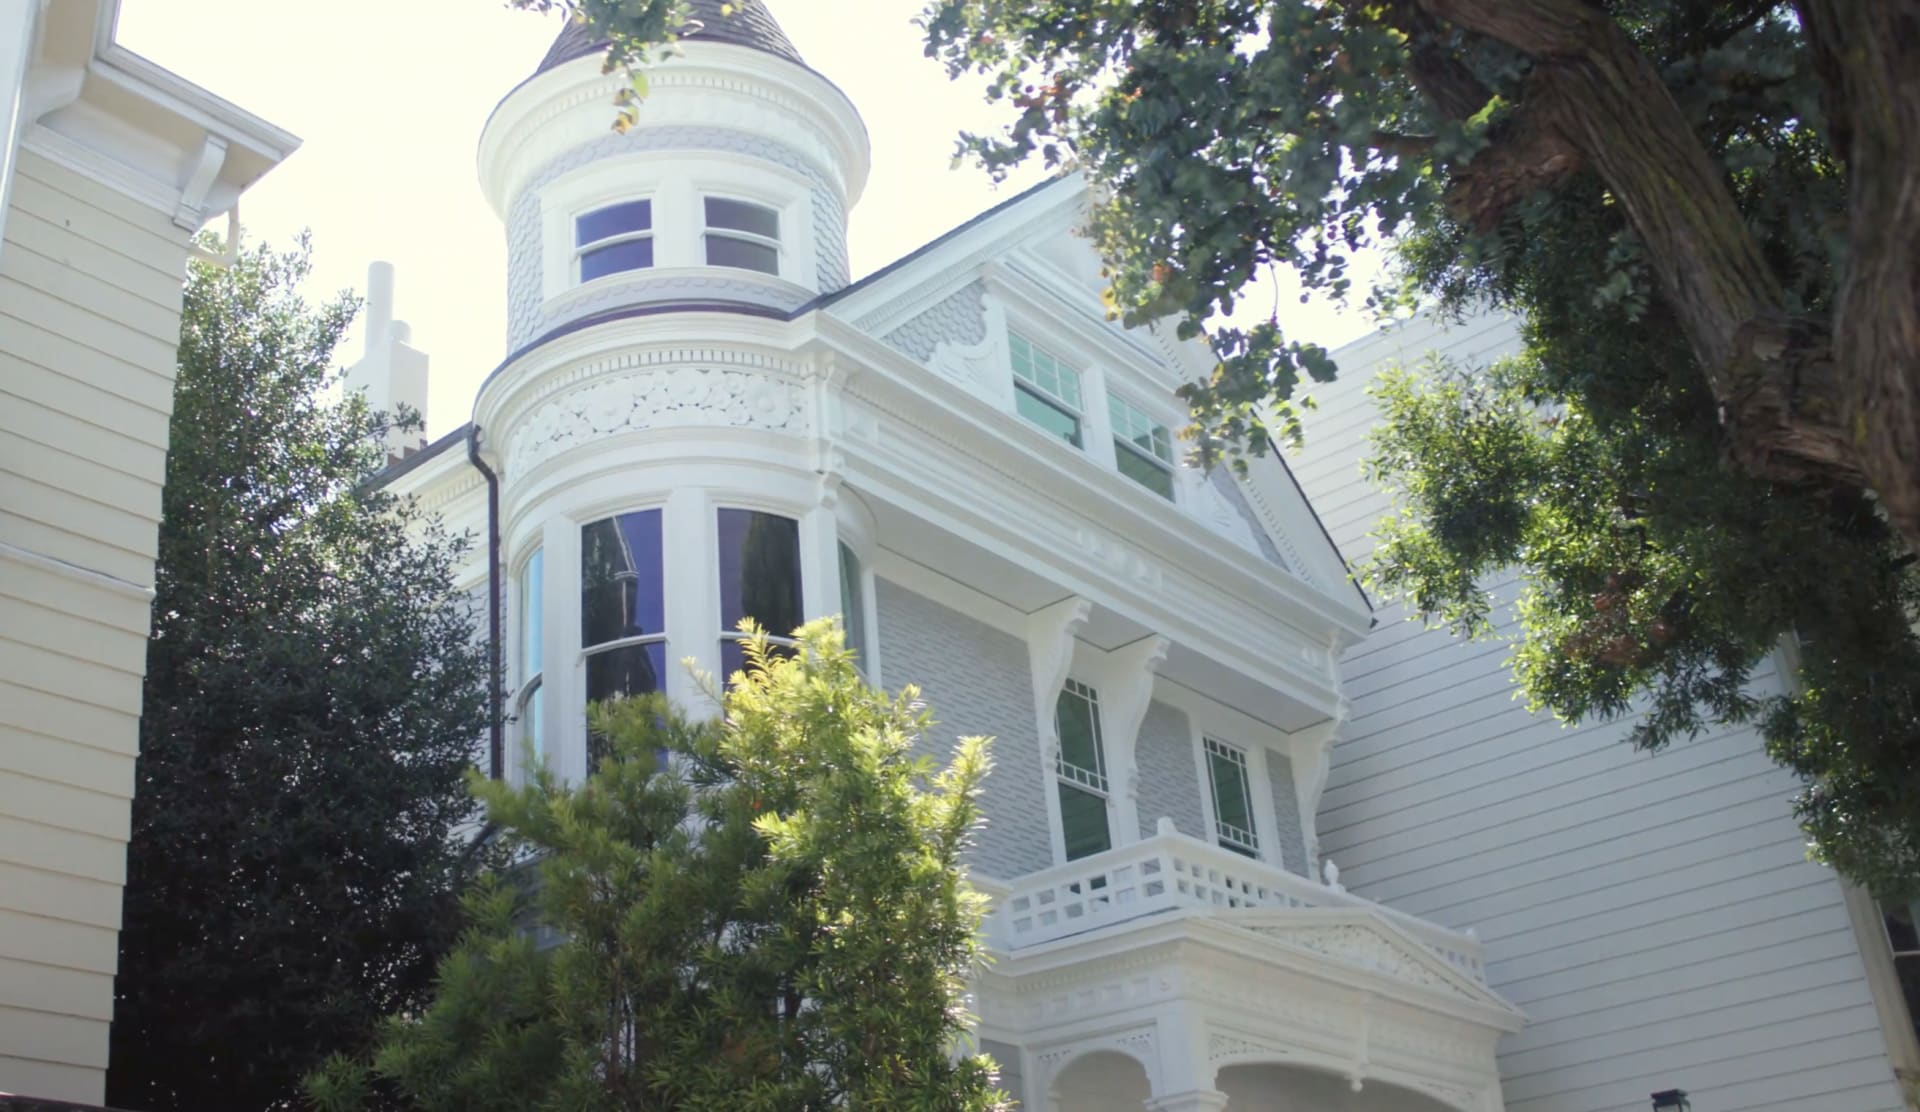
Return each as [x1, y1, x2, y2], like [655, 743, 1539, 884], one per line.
[1292, 697, 1349, 874]
[1026, 596, 1093, 765]
[173, 133, 228, 231]
[1097, 634, 1172, 833]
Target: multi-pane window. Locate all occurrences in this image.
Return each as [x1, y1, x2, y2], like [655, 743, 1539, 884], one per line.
[575, 200, 654, 282]
[717, 509, 804, 679]
[581, 511, 667, 765]
[1204, 737, 1259, 858]
[1109, 393, 1176, 500]
[704, 197, 781, 275]
[837, 542, 867, 667]
[1009, 332, 1084, 448]
[516, 548, 544, 775]
[1884, 902, 1920, 1043]
[1054, 679, 1111, 860]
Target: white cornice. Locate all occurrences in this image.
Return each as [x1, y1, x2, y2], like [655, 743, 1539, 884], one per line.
[478, 41, 869, 220]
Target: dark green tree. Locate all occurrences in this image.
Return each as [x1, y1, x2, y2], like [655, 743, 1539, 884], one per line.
[109, 238, 494, 1110]
[908, 0, 1920, 896]
[307, 621, 1008, 1112]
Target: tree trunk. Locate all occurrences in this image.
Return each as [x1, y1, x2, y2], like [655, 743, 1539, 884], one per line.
[1421, 0, 1920, 551]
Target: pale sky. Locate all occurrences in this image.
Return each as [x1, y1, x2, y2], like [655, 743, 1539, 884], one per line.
[118, 0, 1377, 439]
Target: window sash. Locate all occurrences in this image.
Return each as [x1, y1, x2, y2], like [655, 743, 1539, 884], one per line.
[703, 197, 781, 275]
[837, 542, 867, 665]
[574, 200, 655, 281]
[1055, 680, 1108, 791]
[1116, 439, 1176, 499]
[1107, 394, 1173, 463]
[1058, 781, 1112, 861]
[1014, 382, 1084, 448]
[1009, 332, 1082, 410]
[1205, 738, 1259, 854]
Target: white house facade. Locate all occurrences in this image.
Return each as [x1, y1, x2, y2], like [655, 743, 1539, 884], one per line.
[371, 4, 1920, 1110]
[0, 0, 296, 1102]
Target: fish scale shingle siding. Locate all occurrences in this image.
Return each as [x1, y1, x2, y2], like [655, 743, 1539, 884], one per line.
[1289, 311, 1906, 1112]
[874, 578, 1054, 879]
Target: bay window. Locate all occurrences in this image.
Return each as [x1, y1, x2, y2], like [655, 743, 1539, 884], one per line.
[581, 510, 667, 763]
[1055, 679, 1112, 860]
[717, 508, 803, 678]
[837, 541, 867, 666]
[516, 548, 544, 775]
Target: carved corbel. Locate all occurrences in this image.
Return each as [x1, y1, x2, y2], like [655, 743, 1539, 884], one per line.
[1097, 635, 1172, 835]
[1292, 697, 1349, 874]
[173, 133, 229, 231]
[1026, 596, 1093, 766]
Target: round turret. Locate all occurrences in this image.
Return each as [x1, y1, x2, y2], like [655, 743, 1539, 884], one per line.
[478, 0, 870, 355]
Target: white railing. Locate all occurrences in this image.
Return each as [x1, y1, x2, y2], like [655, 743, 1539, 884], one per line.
[983, 821, 1486, 982]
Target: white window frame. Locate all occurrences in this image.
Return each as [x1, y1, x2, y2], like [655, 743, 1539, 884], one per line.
[1008, 330, 1087, 449]
[1108, 390, 1178, 500]
[571, 198, 655, 285]
[701, 193, 783, 276]
[1053, 678, 1114, 861]
[538, 153, 817, 301]
[1202, 736, 1260, 857]
[578, 507, 672, 769]
[512, 547, 546, 783]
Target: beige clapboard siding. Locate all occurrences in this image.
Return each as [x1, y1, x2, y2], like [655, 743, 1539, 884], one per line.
[0, 148, 190, 1101]
[1292, 312, 1906, 1112]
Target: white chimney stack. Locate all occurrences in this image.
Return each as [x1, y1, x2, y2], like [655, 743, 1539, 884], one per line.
[343, 260, 431, 462]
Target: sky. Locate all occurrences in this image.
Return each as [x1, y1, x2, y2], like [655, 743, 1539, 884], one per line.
[118, 0, 1378, 439]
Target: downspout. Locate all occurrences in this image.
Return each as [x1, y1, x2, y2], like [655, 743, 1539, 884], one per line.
[467, 424, 504, 780]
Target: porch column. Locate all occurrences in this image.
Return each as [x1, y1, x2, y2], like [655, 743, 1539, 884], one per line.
[1145, 1090, 1231, 1112]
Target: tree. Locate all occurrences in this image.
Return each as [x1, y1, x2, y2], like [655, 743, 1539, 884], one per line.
[907, 0, 1920, 895]
[307, 622, 1009, 1112]
[109, 238, 494, 1110]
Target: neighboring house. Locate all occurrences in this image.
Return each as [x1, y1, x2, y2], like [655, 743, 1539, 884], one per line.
[0, 0, 295, 1102]
[367, 3, 1920, 1110]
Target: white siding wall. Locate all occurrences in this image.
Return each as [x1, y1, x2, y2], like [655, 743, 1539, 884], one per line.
[0, 149, 191, 1103]
[1288, 311, 1907, 1112]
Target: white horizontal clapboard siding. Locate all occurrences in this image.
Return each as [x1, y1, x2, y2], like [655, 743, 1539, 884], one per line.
[1289, 311, 1905, 1112]
[0, 150, 192, 1101]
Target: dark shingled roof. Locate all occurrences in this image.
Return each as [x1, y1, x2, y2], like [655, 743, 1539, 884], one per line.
[534, 0, 804, 75]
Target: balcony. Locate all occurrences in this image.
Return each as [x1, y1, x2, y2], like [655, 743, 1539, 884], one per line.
[970, 825, 1526, 1112]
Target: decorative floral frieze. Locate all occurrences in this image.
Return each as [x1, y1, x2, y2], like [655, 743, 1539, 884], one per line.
[507, 365, 809, 475]
[1246, 923, 1478, 1002]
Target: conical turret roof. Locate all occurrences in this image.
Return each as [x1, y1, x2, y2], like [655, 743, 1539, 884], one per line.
[534, 0, 805, 75]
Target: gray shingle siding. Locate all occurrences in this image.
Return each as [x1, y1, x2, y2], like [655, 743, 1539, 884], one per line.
[1265, 748, 1310, 877]
[874, 578, 1054, 878]
[881, 280, 988, 361]
[503, 127, 851, 348]
[1134, 700, 1204, 840]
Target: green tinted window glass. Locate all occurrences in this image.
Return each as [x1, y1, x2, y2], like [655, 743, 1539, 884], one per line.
[1059, 782, 1112, 861]
[1205, 738, 1259, 854]
[1015, 385, 1083, 448]
[838, 542, 867, 665]
[1009, 332, 1081, 409]
[1117, 444, 1176, 498]
[1055, 680, 1106, 788]
[1107, 394, 1173, 463]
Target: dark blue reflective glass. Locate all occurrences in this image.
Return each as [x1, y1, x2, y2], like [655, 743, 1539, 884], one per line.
[581, 510, 665, 648]
[575, 200, 652, 246]
[579, 238, 654, 281]
[703, 197, 778, 239]
[717, 509, 802, 637]
[704, 234, 779, 275]
[586, 641, 666, 704]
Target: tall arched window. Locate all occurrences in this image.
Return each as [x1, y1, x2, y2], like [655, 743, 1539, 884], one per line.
[515, 548, 544, 777]
[581, 510, 666, 761]
[717, 508, 803, 679]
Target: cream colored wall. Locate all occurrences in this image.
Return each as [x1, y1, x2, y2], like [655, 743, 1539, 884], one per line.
[0, 147, 190, 1104]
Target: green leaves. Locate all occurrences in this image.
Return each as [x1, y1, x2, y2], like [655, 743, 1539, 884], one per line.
[111, 238, 494, 1111]
[317, 622, 1009, 1111]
